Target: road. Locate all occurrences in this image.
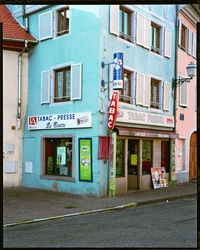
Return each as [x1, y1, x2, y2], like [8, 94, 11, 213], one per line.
[3, 197, 197, 248]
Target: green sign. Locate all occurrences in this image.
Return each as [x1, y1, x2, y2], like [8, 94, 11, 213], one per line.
[79, 138, 92, 182]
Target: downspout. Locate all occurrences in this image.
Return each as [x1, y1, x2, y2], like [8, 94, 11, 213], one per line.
[17, 40, 28, 130]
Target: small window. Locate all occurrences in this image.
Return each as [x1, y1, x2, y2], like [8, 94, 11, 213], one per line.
[44, 137, 73, 177]
[119, 70, 132, 104]
[57, 7, 69, 37]
[180, 24, 187, 52]
[150, 78, 161, 109]
[119, 6, 132, 42]
[54, 67, 71, 102]
[150, 22, 161, 54]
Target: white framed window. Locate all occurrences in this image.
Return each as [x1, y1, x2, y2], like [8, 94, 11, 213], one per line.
[39, 6, 70, 41]
[110, 5, 135, 43]
[41, 63, 82, 104]
[179, 80, 188, 107]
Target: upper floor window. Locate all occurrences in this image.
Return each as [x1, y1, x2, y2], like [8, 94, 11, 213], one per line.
[150, 22, 161, 54]
[41, 63, 82, 104]
[119, 6, 132, 42]
[150, 78, 161, 109]
[180, 23, 187, 52]
[54, 67, 71, 102]
[57, 8, 69, 37]
[119, 70, 132, 104]
[39, 7, 70, 41]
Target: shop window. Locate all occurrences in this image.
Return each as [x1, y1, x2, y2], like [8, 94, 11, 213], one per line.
[150, 22, 161, 54]
[119, 6, 132, 42]
[128, 140, 138, 175]
[57, 7, 69, 37]
[119, 70, 132, 104]
[116, 139, 125, 177]
[142, 140, 152, 175]
[150, 78, 161, 109]
[43, 137, 73, 177]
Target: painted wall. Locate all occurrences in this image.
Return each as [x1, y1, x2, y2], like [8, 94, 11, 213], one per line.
[3, 50, 28, 187]
[175, 11, 197, 182]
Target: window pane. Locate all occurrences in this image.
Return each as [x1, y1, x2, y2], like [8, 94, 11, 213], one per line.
[119, 9, 122, 33]
[124, 12, 129, 35]
[142, 140, 152, 175]
[57, 8, 69, 36]
[116, 139, 125, 177]
[45, 138, 73, 177]
[57, 72, 63, 99]
[65, 70, 71, 98]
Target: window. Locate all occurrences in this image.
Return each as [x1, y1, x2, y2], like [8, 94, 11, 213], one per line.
[179, 81, 188, 107]
[41, 63, 82, 104]
[43, 136, 74, 178]
[119, 70, 132, 103]
[150, 78, 161, 109]
[54, 67, 71, 102]
[119, 6, 132, 42]
[110, 5, 134, 43]
[57, 7, 69, 37]
[150, 22, 161, 54]
[39, 7, 70, 41]
[180, 24, 187, 52]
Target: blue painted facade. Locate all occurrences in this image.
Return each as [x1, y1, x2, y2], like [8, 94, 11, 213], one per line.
[9, 4, 178, 197]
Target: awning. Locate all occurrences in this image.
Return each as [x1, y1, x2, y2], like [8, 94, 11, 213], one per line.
[114, 126, 179, 139]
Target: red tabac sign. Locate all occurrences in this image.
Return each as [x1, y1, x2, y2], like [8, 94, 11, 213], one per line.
[108, 91, 119, 130]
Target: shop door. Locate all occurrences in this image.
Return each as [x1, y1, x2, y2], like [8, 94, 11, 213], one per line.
[128, 140, 138, 190]
[189, 132, 197, 180]
[161, 141, 169, 173]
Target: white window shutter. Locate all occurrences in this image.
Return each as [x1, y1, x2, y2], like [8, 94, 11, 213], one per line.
[144, 75, 150, 107]
[179, 81, 188, 107]
[137, 13, 144, 46]
[39, 11, 52, 41]
[178, 19, 182, 46]
[187, 29, 192, 55]
[136, 73, 144, 105]
[144, 18, 150, 49]
[164, 28, 171, 58]
[110, 5, 119, 36]
[163, 82, 170, 111]
[192, 32, 196, 58]
[41, 70, 50, 104]
[71, 64, 82, 101]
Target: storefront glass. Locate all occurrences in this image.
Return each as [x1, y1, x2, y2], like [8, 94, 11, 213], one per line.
[116, 139, 125, 177]
[45, 137, 73, 177]
[128, 140, 138, 175]
[142, 140, 152, 174]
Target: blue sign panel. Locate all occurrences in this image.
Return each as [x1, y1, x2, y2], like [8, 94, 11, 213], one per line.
[113, 52, 124, 90]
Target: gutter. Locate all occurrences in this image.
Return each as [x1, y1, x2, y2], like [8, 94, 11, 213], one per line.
[3, 37, 38, 44]
[17, 40, 28, 130]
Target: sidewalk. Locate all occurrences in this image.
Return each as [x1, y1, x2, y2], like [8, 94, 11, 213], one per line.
[3, 181, 197, 227]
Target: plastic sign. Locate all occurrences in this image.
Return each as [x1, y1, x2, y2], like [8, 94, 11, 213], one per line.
[113, 52, 124, 90]
[108, 91, 119, 130]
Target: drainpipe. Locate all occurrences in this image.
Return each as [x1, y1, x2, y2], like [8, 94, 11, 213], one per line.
[17, 40, 28, 130]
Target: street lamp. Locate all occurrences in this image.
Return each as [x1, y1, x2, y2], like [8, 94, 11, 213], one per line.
[173, 61, 196, 88]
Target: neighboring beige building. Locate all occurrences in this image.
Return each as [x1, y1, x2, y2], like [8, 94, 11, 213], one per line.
[1, 5, 37, 187]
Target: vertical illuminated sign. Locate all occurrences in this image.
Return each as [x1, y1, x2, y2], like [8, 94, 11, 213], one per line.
[113, 52, 124, 90]
[108, 91, 119, 130]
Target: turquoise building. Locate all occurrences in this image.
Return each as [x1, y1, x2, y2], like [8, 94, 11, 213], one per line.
[8, 4, 179, 197]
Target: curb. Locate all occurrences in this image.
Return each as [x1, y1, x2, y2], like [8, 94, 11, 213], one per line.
[3, 202, 137, 228]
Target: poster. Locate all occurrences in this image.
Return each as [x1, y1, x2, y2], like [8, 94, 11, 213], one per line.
[57, 147, 66, 165]
[160, 167, 168, 188]
[131, 154, 137, 165]
[151, 167, 161, 189]
[109, 132, 116, 198]
[79, 138, 92, 182]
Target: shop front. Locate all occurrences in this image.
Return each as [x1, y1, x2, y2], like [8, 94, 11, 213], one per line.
[114, 127, 178, 193]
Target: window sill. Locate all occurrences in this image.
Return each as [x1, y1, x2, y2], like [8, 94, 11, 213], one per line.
[40, 175, 75, 182]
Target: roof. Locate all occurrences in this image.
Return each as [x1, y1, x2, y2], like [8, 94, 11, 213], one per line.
[0, 5, 38, 51]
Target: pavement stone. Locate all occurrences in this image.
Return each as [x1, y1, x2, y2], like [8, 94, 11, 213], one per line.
[3, 181, 197, 227]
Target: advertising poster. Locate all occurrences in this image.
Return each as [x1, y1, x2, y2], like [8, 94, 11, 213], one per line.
[79, 138, 92, 182]
[151, 167, 162, 189]
[109, 132, 116, 198]
[160, 167, 168, 188]
[57, 147, 66, 165]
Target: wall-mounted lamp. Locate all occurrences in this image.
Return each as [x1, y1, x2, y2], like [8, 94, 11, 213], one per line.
[173, 61, 196, 89]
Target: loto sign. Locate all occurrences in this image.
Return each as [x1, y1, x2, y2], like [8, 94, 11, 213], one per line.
[108, 91, 119, 130]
